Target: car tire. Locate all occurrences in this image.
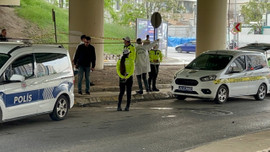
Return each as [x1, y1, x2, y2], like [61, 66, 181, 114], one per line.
[176, 47, 182, 53]
[254, 83, 267, 101]
[214, 85, 228, 104]
[176, 95, 186, 100]
[50, 95, 69, 121]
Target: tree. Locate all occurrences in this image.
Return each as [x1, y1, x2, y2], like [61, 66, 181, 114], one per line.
[145, 0, 185, 22]
[104, 0, 120, 23]
[119, 2, 146, 25]
[240, 0, 270, 34]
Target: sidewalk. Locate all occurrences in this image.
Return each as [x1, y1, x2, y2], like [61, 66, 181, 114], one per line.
[185, 129, 270, 152]
[74, 56, 186, 107]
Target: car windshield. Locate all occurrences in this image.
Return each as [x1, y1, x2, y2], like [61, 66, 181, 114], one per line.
[186, 54, 233, 70]
[0, 53, 10, 69]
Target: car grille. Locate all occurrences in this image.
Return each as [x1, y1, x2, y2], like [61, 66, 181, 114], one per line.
[174, 89, 198, 94]
[175, 78, 198, 86]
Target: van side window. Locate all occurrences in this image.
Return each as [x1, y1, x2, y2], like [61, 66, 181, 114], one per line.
[227, 56, 246, 73]
[35, 53, 69, 77]
[11, 54, 34, 79]
[247, 55, 266, 71]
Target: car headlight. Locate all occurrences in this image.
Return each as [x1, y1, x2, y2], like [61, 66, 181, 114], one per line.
[200, 75, 217, 81]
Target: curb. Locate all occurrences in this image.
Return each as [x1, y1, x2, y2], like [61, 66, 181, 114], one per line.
[74, 90, 174, 107]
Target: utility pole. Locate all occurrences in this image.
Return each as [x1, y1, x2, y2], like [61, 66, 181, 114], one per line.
[52, 9, 57, 43]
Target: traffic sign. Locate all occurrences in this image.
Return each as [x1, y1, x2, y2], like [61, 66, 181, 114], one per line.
[233, 23, 242, 32]
[151, 12, 162, 28]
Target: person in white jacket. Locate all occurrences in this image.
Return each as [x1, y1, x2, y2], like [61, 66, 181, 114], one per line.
[135, 38, 159, 94]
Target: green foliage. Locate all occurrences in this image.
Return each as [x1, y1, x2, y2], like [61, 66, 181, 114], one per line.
[104, 0, 119, 22]
[15, 0, 68, 43]
[14, 0, 135, 54]
[240, 0, 270, 34]
[118, 2, 146, 26]
[104, 23, 135, 55]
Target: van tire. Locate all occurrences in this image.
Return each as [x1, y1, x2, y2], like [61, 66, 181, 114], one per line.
[50, 95, 69, 121]
[254, 83, 267, 101]
[215, 85, 228, 104]
[176, 95, 186, 100]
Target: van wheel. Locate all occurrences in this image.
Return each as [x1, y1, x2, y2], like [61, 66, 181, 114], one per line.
[50, 95, 69, 121]
[215, 85, 228, 104]
[176, 95, 186, 100]
[254, 84, 267, 100]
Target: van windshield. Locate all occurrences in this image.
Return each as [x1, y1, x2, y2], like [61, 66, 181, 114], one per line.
[0, 53, 10, 69]
[186, 54, 233, 70]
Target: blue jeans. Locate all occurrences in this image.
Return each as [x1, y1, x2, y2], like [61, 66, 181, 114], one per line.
[78, 66, 90, 92]
[136, 73, 149, 91]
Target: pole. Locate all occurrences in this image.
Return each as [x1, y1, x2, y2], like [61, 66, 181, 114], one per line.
[228, 0, 231, 49]
[52, 9, 57, 43]
[154, 28, 156, 40]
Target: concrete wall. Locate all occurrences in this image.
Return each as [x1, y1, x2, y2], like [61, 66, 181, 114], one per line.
[168, 26, 196, 38]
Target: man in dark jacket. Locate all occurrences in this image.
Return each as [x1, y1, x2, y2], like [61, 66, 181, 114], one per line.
[74, 36, 96, 95]
[0, 29, 7, 41]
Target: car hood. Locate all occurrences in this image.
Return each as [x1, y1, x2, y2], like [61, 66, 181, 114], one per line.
[176, 68, 221, 79]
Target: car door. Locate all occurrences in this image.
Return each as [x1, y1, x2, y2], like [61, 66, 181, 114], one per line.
[246, 54, 268, 94]
[0, 53, 39, 120]
[224, 55, 249, 97]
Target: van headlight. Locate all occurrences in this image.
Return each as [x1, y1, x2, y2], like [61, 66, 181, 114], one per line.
[200, 75, 217, 81]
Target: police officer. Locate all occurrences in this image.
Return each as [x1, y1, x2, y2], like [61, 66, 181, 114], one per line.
[148, 44, 163, 92]
[123, 36, 136, 61]
[116, 49, 135, 111]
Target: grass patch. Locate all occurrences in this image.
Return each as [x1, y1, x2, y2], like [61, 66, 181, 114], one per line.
[15, 0, 68, 43]
[104, 23, 135, 55]
[15, 0, 136, 54]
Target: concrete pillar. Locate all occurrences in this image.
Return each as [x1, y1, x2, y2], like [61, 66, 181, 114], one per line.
[69, 0, 104, 69]
[196, 0, 227, 57]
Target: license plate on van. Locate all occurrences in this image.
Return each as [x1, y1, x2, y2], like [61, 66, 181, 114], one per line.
[179, 86, 193, 91]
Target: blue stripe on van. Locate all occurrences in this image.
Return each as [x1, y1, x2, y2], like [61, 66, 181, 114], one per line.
[1, 81, 73, 107]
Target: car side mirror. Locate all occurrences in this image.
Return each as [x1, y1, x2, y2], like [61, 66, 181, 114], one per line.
[10, 74, 25, 82]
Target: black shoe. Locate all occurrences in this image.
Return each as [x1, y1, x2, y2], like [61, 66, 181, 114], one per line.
[124, 107, 129, 111]
[117, 107, 122, 111]
[146, 89, 150, 92]
[152, 88, 159, 91]
[136, 90, 143, 94]
[86, 91, 90, 95]
[78, 91, 82, 95]
[90, 82, 95, 86]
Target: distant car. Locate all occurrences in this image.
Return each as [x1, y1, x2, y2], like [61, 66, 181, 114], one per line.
[175, 41, 196, 53]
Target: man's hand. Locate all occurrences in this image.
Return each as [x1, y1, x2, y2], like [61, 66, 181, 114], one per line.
[91, 67, 95, 71]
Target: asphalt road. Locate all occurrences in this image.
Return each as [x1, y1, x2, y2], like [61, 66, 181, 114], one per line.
[1, 96, 270, 152]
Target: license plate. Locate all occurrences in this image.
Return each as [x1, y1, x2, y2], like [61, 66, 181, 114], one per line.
[179, 86, 193, 91]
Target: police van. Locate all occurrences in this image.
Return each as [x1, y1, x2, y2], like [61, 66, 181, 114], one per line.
[172, 50, 270, 104]
[0, 41, 74, 122]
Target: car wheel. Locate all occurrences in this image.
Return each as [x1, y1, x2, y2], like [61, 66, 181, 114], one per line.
[176, 47, 182, 53]
[254, 83, 267, 100]
[176, 95, 186, 100]
[50, 95, 69, 121]
[214, 85, 228, 104]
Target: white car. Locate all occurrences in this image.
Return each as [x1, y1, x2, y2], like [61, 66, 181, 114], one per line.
[0, 41, 74, 122]
[172, 50, 270, 104]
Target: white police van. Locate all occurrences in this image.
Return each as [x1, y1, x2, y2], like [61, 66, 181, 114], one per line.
[172, 50, 270, 104]
[0, 41, 74, 122]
